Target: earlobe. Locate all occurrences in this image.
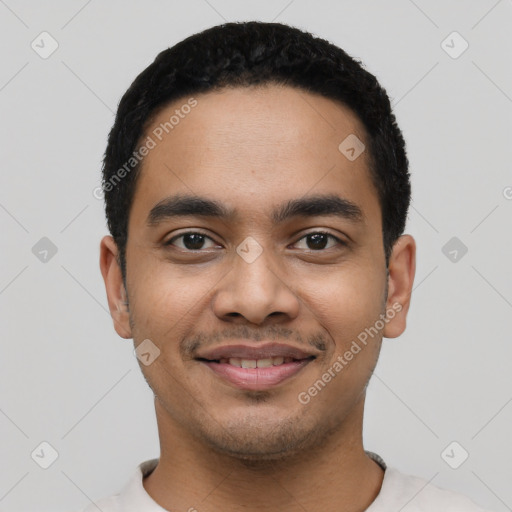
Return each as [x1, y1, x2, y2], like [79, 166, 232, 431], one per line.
[382, 234, 416, 339]
[99, 235, 132, 339]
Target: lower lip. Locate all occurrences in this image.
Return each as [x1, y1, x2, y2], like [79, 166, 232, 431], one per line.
[200, 359, 313, 390]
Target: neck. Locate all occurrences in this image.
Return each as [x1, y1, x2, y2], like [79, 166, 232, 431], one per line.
[143, 395, 384, 512]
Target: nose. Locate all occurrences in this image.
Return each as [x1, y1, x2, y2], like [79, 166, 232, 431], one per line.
[212, 242, 300, 326]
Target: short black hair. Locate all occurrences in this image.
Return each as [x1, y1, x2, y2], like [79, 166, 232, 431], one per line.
[102, 21, 410, 283]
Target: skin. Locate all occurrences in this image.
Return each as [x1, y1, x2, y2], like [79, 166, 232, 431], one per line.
[100, 84, 416, 512]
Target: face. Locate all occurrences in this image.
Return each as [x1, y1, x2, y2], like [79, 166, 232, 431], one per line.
[100, 84, 415, 460]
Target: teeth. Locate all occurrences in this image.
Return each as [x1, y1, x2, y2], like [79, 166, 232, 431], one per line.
[256, 358, 273, 368]
[224, 356, 292, 368]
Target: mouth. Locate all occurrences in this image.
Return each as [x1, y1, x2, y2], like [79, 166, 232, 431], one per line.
[195, 343, 316, 391]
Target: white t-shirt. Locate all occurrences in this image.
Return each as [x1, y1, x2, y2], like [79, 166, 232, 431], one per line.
[79, 452, 493, 511]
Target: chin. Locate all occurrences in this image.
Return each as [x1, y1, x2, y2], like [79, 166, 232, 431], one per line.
[195, 412, 328, 463]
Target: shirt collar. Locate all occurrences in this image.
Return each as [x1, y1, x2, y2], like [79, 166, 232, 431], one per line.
[118, 452, 387, 511]
[117, 458, 165, 511]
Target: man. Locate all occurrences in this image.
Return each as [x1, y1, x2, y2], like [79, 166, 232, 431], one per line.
[89, 21, 492, 511]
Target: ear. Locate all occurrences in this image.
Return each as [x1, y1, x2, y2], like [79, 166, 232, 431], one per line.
[382, 234, 416, 339]
[99, 235, 132, 339]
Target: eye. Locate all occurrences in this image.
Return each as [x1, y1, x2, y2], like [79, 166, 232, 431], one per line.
[293, 232, 344, 251]
[166, 232, 219, 251]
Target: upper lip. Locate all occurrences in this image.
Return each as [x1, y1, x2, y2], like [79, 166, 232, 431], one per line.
[196, 343, 316, 361]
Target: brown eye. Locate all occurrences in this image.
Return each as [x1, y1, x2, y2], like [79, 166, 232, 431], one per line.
[167, 232, 218, 251]
[294, 232, 343, 250]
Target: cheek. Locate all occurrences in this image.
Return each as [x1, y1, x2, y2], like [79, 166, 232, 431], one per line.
[127, 254, 215, 340]
[300, 263, 386, 349]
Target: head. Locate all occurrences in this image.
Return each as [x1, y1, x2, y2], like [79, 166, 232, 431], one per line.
[100, 21, 415, 461]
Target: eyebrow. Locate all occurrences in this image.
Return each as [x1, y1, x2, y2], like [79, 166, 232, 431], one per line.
[146, 193, 364, 227]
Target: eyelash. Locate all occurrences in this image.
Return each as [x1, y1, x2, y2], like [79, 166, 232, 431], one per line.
[165, 231, 346, 251]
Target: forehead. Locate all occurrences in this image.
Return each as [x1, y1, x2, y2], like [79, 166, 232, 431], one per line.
[129, 84, 380, 229]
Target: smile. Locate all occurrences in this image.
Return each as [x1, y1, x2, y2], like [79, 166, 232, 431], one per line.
[219, 356, 295, 368]
[197, 353, 315, 391]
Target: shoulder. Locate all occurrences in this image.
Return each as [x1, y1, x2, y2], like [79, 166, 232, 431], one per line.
[373, 466, 494, 511]
[75, 458, 160, 512]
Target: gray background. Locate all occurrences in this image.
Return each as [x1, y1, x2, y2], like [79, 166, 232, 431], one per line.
[0, 1, 511, 511]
